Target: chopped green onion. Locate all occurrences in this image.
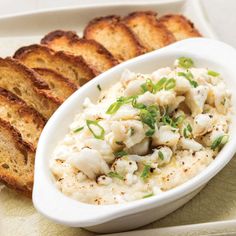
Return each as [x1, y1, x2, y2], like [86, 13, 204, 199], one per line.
[178, 71, 198, 88]
[178, 57, 194, 69]
[174, 115, 185, 127]
[155, 77, 168, 92]
[115, 141, 124, 145]
[86, 120, 105, 140]
[97, 84, 102, 91]
[145, 128, 155, 137]
[73, 126, 84, 133]
[114, 150, 128, 158]
[143, 193, 154, 198]
[211, 135, 229, 150]
[130, 127, 135, 136]
[108, 172, 124, 180]
[208, 70, 220, 77]
[183, 124, 192, 138]
[132, 97, 146, 109]
[106, 96, 136, 114]
[106, 101, 123, 114]
[141, 79, 155, 93]
[158, 151, 164, 160]
[162, 114, 173, 126]
[141, 164, 151, 180]
[164, 78, 176, 90]
[140, 109, 156, 129]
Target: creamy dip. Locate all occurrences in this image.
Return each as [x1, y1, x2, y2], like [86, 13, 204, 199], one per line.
[50, 57, 231, 205]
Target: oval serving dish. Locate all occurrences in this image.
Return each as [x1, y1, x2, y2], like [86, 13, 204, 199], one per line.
[33, 38, 236, 234]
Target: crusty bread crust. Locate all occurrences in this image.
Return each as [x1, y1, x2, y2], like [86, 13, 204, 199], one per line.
[34, 68, 77, 101]
[0, 57, 61, 119]
[84, 15, 146, 62]
[41, 30, 119, 74]
[159, 14, 201, 41]
[14, 44, 96, 86]
[0, 87, 46, 147]
[0, 118, 35, 197]
[123, 11, 176, 51]
[41, 30, 80, 43]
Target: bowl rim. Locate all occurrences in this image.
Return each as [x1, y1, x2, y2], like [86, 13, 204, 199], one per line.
[33, 38, 236, 227]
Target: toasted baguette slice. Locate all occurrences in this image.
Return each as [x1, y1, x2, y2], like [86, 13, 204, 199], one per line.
[84, 15, 146, 62]
[0, 118, 35, 196]
[0, 88, 46, 147]
[159, 14, 201, 41]
[34, 68, 77, 101]
[14, 44, 95, 86]
[41, 30, 118, 74]
[123, 11, 176, 52]
[0, 57, 61, 119]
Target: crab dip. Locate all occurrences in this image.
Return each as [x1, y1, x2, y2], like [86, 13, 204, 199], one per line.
[50, 57, 232, 205]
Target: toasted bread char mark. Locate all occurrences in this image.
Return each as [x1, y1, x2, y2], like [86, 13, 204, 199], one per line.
[34, 68, 77, 101]
[41, 30, 119, 74]
[0, 118, 35, 196]
[84, 15, 146, 62]
[123, 11, 176, 52]
[0, 57, 61, 119]
[0, 88, 46, 147]
[13, 44, 96, 87]
[159, 14, 201, 41]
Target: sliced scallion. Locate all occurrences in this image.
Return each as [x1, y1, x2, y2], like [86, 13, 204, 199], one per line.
[143, 193, 154, 198]
[164, 78, 176, 90]
[73, 126, 84, 133]
[158, 151, 164, 161]
[114, 150, 128, 158]
[86, 120, 105, 140]
[211, 135, 229, 150]
[107, 172, 124, 180]
[208, 70, 220, 77]
[178, 57, 194, 69]
[141, 164, 151, 180]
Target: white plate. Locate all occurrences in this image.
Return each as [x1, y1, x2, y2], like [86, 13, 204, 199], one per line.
[0, 0, 217, 57]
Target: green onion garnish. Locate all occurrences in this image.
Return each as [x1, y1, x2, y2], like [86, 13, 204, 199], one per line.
[208, 70, 220, 77]
[178, 57, 194, 69]
[155, 77, 168, 92]
[115, 141, 124, 146]
[86, 120, 105, 140]
[141, 79, 155, 93]
[158, 151, 164, 161]
[143, 193, 154, 198]
[114, 150, 128, 158]
[132, 97, 146, 109]
[211, 135, 229, 150]
[141, 164, 151, 180]
[130, 127, 135, 136]
[183, 124, 192, 138]
[140, 109, 156, 129]
[174, 115, 185, 127]
[73, 126, 84, 133]
[145, 128, 155, 137]
[97, 84, 102, 91]
[106, 96, 136, 114]
[178, 71, 198, 88]
[164, 78, 176, 90]
[108, 172, 124, 180]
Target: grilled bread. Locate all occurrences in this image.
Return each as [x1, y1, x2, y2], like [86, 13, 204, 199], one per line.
[123, 11, 176, 52]
[34, 68, 77, 101]
[84, 15, 146, 62]
[0, 88, 46, 147]
[14, 44, 96, 86]
[0, 57, 61, 119]
[41, 30, 118, 74]
[0, 118, 35, 196]
[159, 14, 201, 41]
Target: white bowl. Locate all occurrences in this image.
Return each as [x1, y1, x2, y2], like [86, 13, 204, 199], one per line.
[33, 38, 236, 234]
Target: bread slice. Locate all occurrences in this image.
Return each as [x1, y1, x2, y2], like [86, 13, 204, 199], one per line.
[0, 57, 61, 119]
[0, 88, 46, 147]
[0, 118, 35, 196]
[34, 68, 77, 101]
[123, 11, 176, 51]
[159, 14, 201, 41]
[14, 44, 96, 87]
[41, 30, 118, 74]
[84, 15, 146, 62]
